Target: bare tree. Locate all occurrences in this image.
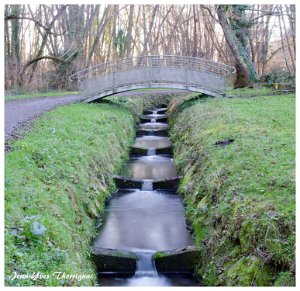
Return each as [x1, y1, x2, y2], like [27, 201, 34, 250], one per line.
[4, 4, 295, 91]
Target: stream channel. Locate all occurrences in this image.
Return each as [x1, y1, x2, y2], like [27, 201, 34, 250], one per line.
[93, 106, 200, 286]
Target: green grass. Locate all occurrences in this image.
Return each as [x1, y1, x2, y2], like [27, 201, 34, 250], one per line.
[226, 87, 280, 98]
[5, 103, 135, 286]
[169, 92, 295, 286]
[5, 91, 79, 101]
[5, 93, 171, 286]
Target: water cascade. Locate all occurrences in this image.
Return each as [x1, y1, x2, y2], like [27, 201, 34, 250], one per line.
[93, 105, 199, 286]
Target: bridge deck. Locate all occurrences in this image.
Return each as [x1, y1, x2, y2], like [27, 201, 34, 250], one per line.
[70, 55, 236, 101]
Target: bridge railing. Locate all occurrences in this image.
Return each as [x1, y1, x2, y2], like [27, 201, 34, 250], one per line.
[69, 55, 236, 82]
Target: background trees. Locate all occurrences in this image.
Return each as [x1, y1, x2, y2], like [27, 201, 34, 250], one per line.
[4, 4, 295, 92]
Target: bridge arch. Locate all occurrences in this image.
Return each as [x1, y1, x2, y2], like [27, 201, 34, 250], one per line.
[70, 55, 236, 102]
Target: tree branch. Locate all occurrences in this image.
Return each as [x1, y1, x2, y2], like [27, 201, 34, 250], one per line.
[200, 5, 219, 23]
[5, 15, 66, 36]
[23, 55, 66, 71]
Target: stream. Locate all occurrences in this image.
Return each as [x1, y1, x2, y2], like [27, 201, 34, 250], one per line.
[93, 106, 200, 286]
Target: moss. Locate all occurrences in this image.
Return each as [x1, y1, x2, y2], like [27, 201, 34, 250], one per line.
[153, 252, 166, 259]
[198, 263, 218, 286]
[193, 224, 207, 245]
[169, 92, 295, 286]
[153, 247, 201, 274]
[274, 272, 295, 286]
[224, 256, 273, 286]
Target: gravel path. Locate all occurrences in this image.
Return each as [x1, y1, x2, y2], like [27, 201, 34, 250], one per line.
[5, 89, 189, 147]
[5, 94, 84, 144]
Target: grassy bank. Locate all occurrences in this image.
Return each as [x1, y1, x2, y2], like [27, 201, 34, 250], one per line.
[226, 87, 294, 98]
[5, 93, 171, 286]
[169, 92, 295, 286]
[5, 91, 79, 102]
[226, 87, 274, 97]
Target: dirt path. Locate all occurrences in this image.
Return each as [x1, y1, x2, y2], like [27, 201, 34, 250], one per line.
[5, 89, 189, 148]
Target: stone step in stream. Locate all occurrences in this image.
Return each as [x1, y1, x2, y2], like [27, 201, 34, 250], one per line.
[91, 106, 201, 286]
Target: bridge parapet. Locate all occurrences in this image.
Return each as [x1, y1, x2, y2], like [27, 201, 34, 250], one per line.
[70, 55, 236, 101]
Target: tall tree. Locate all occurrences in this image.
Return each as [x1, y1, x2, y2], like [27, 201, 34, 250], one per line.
[8, 5, 21, 87]
[216, 5, 258, 87]
[141, 5, 159, 55]
[126, 5, 134, 57]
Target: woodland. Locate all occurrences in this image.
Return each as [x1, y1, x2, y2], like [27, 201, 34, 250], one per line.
[4, 4, 295, 92]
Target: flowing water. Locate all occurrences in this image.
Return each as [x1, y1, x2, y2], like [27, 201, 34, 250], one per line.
[141, 180, 153, 191]
[141, 113, 167, 120]
[147, 148, 156, 156]
[138, 122, 169, 131]
[94, 190, 193, 251]
[121, 156, 177, 180]
[94, 107, 200, 286]
[133, 136, 171, 149]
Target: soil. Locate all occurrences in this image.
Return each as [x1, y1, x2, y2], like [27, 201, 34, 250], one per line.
[214, 139, 235, 147]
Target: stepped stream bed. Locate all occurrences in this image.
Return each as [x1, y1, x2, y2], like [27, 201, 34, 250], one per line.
[92, 106, 200, 286]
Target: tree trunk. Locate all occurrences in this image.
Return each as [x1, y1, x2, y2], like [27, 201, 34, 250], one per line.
[126, 5, 134, 57]
[216, 5, 256, 88]
[142, 5, 159, 55]
[192, 5, 197, 57]
[11, 5, 21, 87]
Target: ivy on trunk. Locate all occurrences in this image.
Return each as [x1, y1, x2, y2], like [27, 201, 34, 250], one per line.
[216, 5, 258, 88]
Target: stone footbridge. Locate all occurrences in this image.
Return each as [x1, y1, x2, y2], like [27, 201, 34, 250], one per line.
[69, 55, 236, 102]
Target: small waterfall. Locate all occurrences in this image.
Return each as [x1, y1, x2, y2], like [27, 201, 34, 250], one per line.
[126, 252, 171, 286]
[135, 252, 157, 277]
[94, 105, 201, 287]
[141, 180, 153, 191]
[147, 148, 156, 156]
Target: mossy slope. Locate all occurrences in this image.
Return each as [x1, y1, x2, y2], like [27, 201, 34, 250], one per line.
[169, 93, 295, 286]
[5, 93, 171, 286]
